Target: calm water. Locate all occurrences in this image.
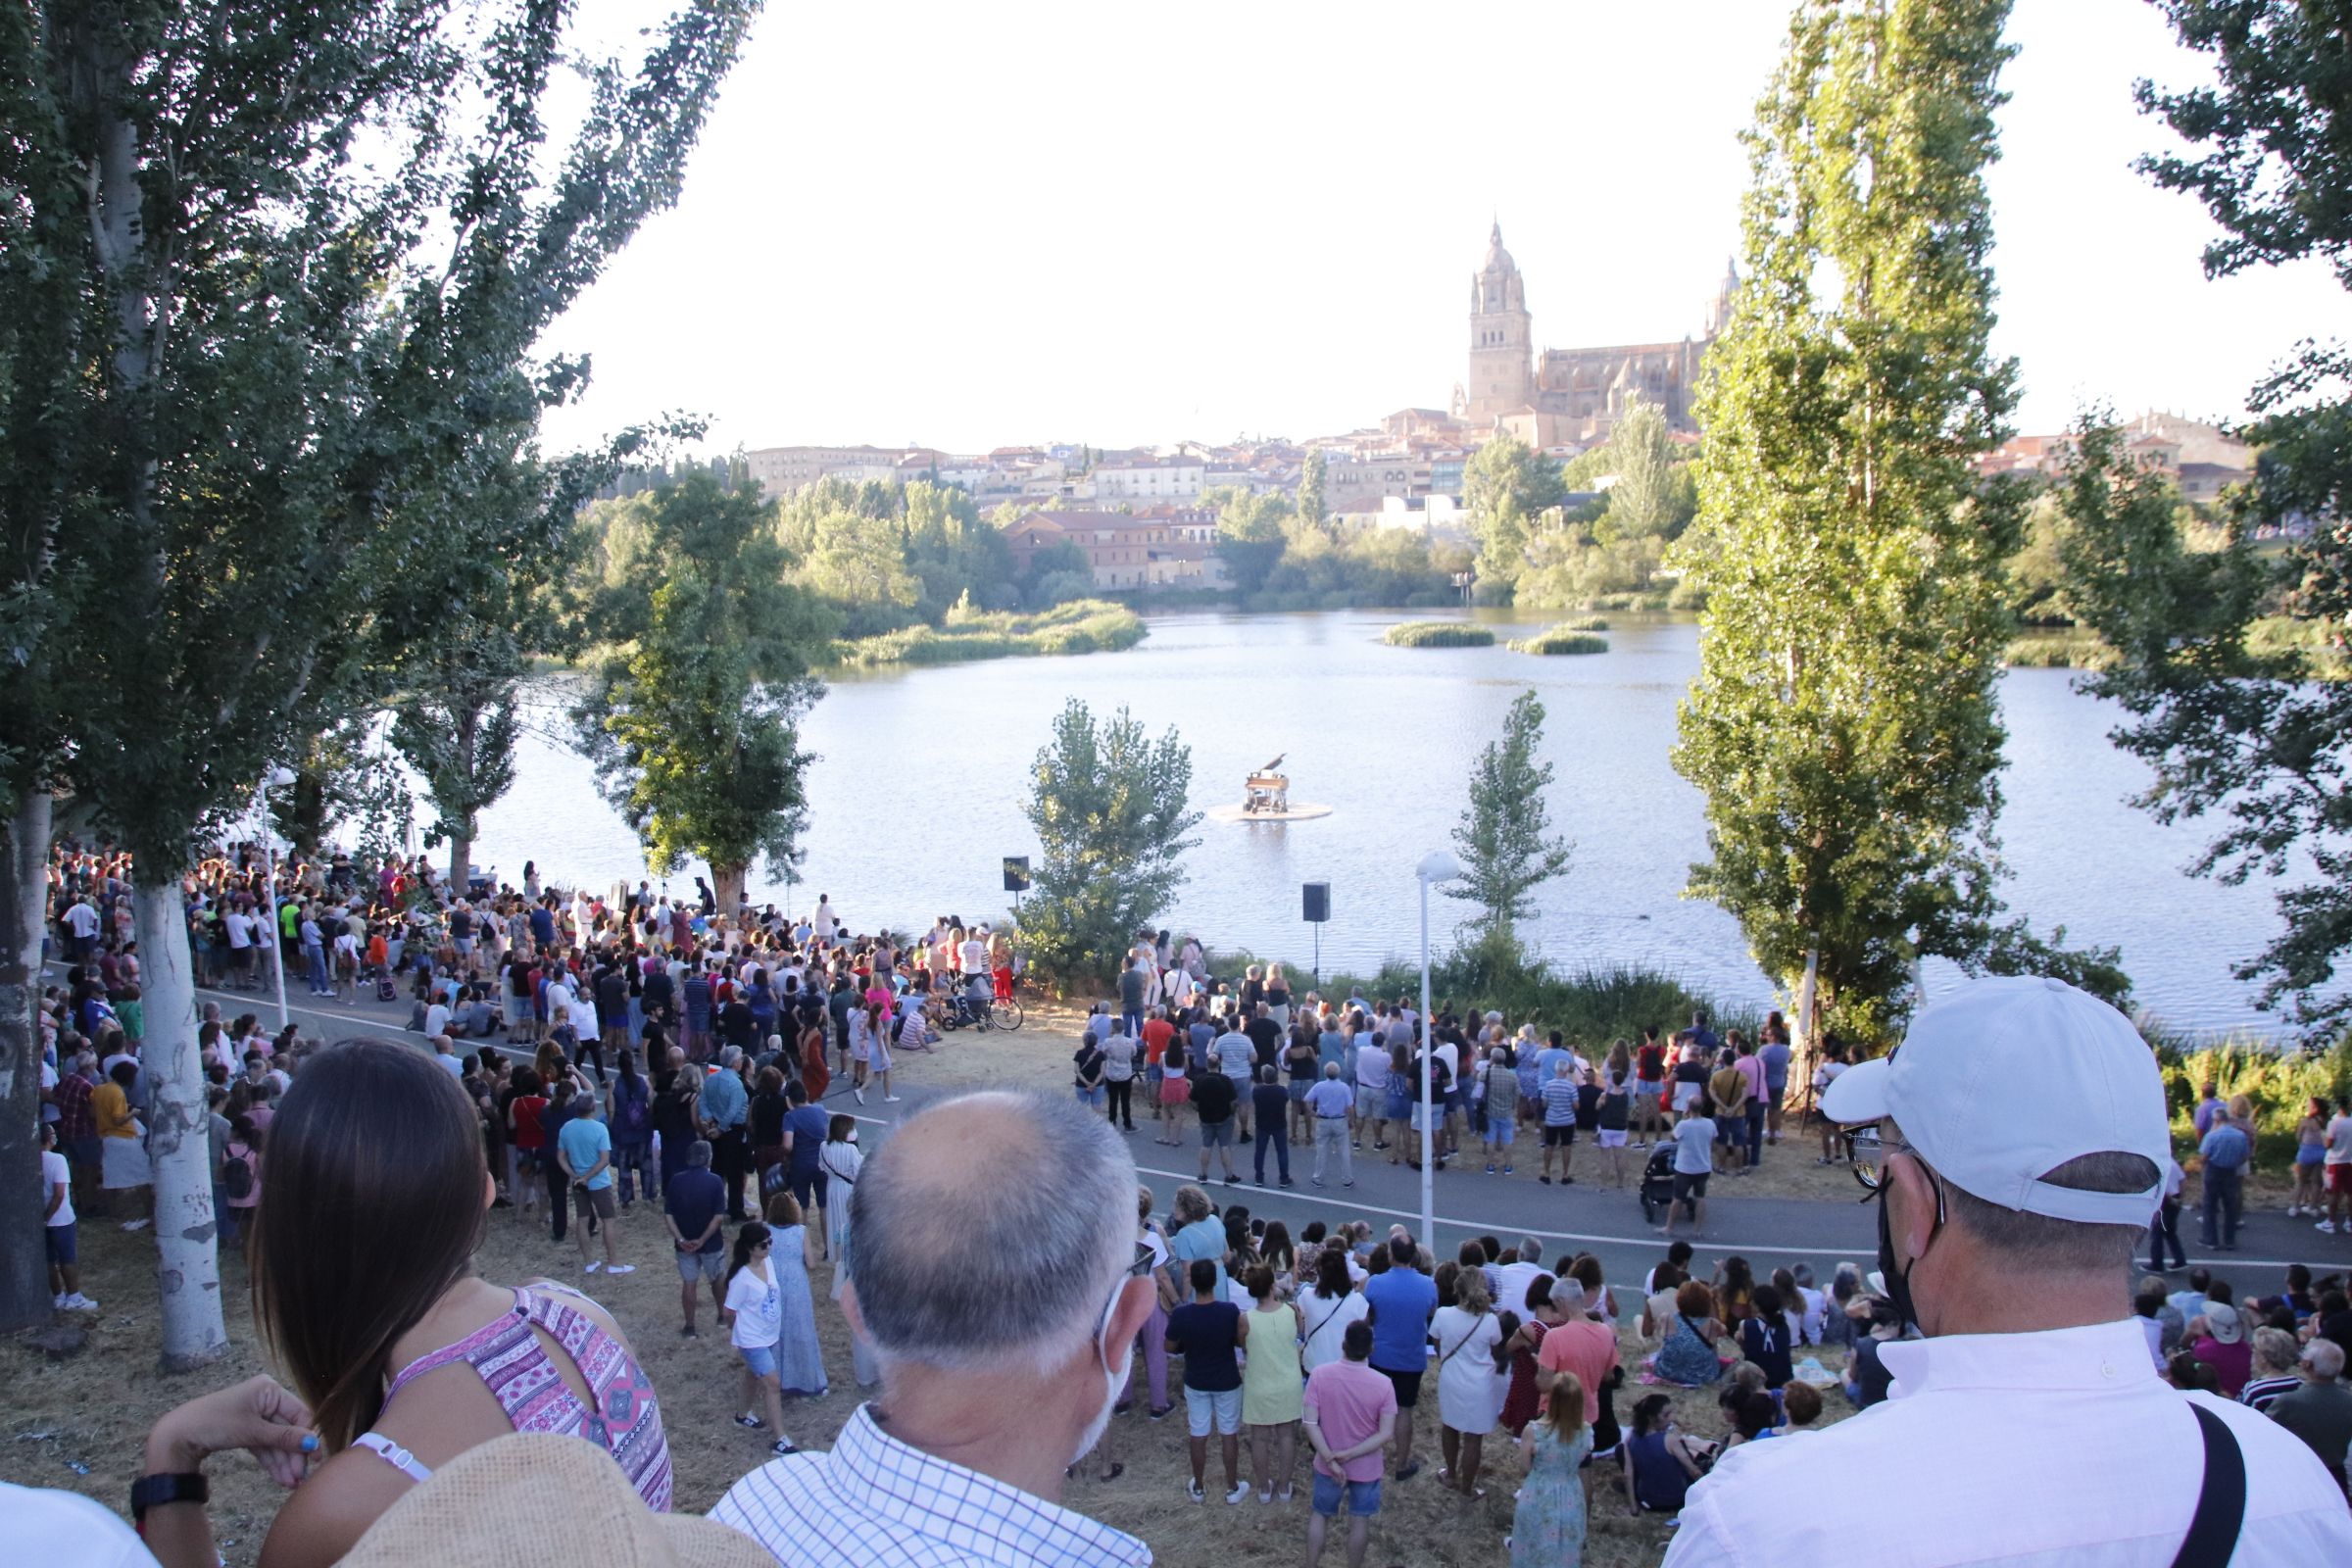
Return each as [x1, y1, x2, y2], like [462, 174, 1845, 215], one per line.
[480, 610, 2294, 1037]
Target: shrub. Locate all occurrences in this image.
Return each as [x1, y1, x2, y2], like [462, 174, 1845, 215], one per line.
[2001, 632, 2116, 671]
[1384, 621, 1494, 648]
[1510, 627, 1609, 655]
[2151, 1028, 2352, 1169]
[829, 599, 1144, 668]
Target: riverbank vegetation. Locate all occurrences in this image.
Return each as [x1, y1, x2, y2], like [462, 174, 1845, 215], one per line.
[1384, 621, 1494, 647]
[828, 598, 1144, 667]
[1510, 626, 1609, 655]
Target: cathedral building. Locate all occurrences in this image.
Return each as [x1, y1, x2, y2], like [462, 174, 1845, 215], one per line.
[1453, 221, 1735, 447]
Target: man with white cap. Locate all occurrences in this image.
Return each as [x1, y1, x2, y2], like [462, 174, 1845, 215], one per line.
[1663, 976, 2352, 1566]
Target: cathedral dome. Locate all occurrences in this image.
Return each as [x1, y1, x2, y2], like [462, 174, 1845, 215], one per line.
[1482, 220, 1514, 274]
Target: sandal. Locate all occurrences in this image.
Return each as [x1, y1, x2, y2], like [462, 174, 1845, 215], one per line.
[1097, 1463, 1125, 1481]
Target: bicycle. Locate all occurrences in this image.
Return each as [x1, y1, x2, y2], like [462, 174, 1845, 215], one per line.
[939, 991, 1024, 1033]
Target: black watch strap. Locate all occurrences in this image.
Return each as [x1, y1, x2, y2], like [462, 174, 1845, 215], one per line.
[130, 1471, 209, 1520]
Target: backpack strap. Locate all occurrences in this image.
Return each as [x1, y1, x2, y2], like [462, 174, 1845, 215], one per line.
[2169, 1402, 2247, 1568]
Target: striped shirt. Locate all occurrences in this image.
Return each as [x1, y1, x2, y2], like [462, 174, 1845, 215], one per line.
[1539, 1075, 1581, 1126]
[711, 1403, 1152, 1568]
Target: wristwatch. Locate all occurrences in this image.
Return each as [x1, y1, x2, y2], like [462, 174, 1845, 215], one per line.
[130, 1471, 209, 1521]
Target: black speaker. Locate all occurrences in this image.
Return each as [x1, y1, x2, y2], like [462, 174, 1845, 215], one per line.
[1302, 882, 1330, 923]
[1003, 857, 1031, 893]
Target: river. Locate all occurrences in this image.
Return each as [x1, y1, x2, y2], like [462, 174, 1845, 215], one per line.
[476, 609, 2296, 1039]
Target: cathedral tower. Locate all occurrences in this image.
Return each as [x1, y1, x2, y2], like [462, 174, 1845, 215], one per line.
[1465, 221, 1534, 421]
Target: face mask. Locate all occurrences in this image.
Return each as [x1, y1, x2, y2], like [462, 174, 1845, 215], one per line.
[1069, 1310, 1127, 1468]
[1875, 1186, 1935, 1334]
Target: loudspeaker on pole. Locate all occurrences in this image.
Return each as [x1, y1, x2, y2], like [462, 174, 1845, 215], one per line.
[1302, 882, 1330, 923]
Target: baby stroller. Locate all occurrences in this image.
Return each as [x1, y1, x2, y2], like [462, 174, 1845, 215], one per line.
[1638, 1143, 1679, 1225]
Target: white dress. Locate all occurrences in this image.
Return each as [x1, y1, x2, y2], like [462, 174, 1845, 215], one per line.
[1298, 1288, 1370, 1373]
[1430, 1304, 1503, 1435]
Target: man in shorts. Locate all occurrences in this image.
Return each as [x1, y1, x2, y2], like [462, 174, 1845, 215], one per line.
[1165, 1257, 1250, 1503]
[1304, 1319, 1396, 1568]
[557, 1092, 634, 1278]
[1359, 1237, 1436, 1480]
[1192, 1066, 1241, 1185]
[664, 1138, 728, 1336]
[1353, 1031, 1391, 1151]
[1537, 1057, 1580, 1185]
[1482, 1045, 1519, 1175]
[1633, 1026, 1667, 1147]
[1667, 1106, 1716, 1239]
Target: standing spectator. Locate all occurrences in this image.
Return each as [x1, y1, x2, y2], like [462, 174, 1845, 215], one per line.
[663, 1140, 727, 1339]
[1664, 975, 2352, 1563]
[2147, 1150, 2187, 1272]
[1102, 1020, 1138, 1131]
[610, 1051, 653, 1207]
[1538, 1278, 1618, 1420]
[1251, 1064, 1293, 1188]
[1361, 1237, 1437, 1481]
[1757, 1021, 1792, 1147]
[722, 1223, 797, 1458]
[1192, 1064, 1241, 1186]
[1215, 1016, 1256, 1143]
[2321, 1097, 2352, 1235]
[556, 1092, 632, 1279]
[651, 1047, 700, 1199]
[2191, 1080, 2226, 1137]
[710, 1091, 1157, 1566]
[1430, 1274, 1502, 1498]
[1305, 1061, 1354, 1187]
[93, 1059, 150, 1224]
[2267, 1338, 2352, 1496]
[778, 1081, 829, 1219]
[1511, 1376, 1592, 1568]
[2198, 1100, 2251, 1251]
[1118, 956, 1149, 1042]
[759, 1193, 828, 1398]
[39, 1125, 95, 1311]
[1536, 1058, 1579, 1185]
[1302, 1320, 1396, 1568]
[1666, 1102, 1716, 1240]
[1167, 1257, 1250, 1504]
[1240, 1264, 1304, 1502]
[1072, 1030, 1107, 1113]
[701, 1047, 752, 1221]
[1299, 1247, 1370, 1373]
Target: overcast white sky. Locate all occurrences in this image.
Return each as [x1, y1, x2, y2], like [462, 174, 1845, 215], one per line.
[535, 0, 2347, 459]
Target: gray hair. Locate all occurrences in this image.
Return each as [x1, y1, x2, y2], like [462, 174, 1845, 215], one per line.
[570, 1092, 596, 1116]
[1553, 1277, 1588, 1311]
[1519, 1236, 1544, 1262]
[687, 1139, 713, 1169]
[718, 1045, 743, 1067]
[2306, 1339, 2346, 1380]
[2252, 1326, 2300, 1374]
[850, 1090, 1134, 1375]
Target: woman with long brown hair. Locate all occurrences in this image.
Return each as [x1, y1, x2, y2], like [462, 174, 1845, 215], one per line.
[253, 1040, 671, 1568]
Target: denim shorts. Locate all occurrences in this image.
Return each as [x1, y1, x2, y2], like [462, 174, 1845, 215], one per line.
[1200, 1120, 1234, 1148]
[739, 1343, 777, 1379]
[44, 1221, 75, 1266]
[1186, 1385, 1243, 1437]
[676, 1248, 724, 1283]
[1312, 1472, 1382, 1517]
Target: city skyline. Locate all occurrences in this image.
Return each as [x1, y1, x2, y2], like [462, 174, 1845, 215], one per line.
[536, 0, 2347, 460]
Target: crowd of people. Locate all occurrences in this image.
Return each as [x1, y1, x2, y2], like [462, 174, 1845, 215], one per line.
[21, 840, 2352, 1566]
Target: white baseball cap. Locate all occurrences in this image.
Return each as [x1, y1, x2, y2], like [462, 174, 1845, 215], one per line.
[1819, 975, 2168, 1227]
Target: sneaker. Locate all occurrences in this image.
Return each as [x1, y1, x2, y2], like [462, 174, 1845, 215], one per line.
[605, 1264, 635, 1276]
[734, 1413, 765, 1430]
[1538, 1175, 1551, 1185]
[1280, 1177, 1295, 1188]
[1225, 1482, 1251, 1505]
[1276, 1486, 1295, 1502]
[884, 1094, 902, 1102]
[1256, 1488, 1272, 1503]
[1312, 1176, 1326, 1187]
[51, 1293, 66, 1310]
[122, 1218, 151, 1232]
[1343, 1179, 1355, 1187]
[2287, 1204, 2303, 1218]
[1501, 1164, 1514, 1175]
[853, 1088, 865, 1104]
[680, 1325, 700, 1338]
[1187, 1479, 1205, 1503]
[1485, 1163, 1497, 1175]
[1149, 1404, 1174, 1421]
[770, 1439, 797, 1456]
[584, 1260, 603, 1273]
[2318, 1220, 2338, 1234]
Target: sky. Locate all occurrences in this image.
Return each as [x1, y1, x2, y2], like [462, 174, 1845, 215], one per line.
[535, 0, 2348, 460]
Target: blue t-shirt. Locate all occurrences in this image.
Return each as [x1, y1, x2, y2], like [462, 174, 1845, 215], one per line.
[557, 1116, 613, 1190]
[1361, 1267, 1438, 1373]
[786, 1104, 830, 1173]
[665, 1167, 726, 1253]
[1166, 1299, 1243, 1392]
[1171, 1216, 1229, 1298]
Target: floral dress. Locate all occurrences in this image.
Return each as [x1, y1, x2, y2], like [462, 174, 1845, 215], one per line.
[1511, 1422, 1592, 1567]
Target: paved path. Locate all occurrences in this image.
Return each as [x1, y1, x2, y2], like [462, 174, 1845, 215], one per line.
[116, 965, 2339, 1303]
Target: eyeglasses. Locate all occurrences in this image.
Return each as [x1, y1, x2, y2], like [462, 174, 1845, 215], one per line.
[1841, 1125, 1922, 1192]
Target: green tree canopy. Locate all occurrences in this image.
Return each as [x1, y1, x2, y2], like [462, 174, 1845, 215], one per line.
[1671, 0, 2114, 1044]
[1447, 689, 1574, 945]
[1016, 699, 1200, 981]
[574, 472, 836, 912]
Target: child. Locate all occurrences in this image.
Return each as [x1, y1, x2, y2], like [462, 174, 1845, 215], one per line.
[722, 1222, 797, 1457]
[1509, 1377, 1590, 1566]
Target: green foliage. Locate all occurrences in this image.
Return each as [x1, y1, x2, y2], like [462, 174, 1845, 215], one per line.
[2154, 1037, 2352, 1169]
[1252, 521, 1454, 608]
[1509, 628, 1609, 655]
[1464, 435, 1564, 596]
[1298, 448, 1329, 529]
[1313, 941, 1757, 1054]
[1205, 487, 1295, 597]
[1447, 690, 1574, 940]
[573, 473, 835, 895]
[1016, 700, 1200, 983]
[828, 600, 1145, 667]
[2000, 631, 2118, 671]
[1384, 621, 1494, 648]
[2063, 2, 2352, 1039]
[1671, 0, 2111, 1044]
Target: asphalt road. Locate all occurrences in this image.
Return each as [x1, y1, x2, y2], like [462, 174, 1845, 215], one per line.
[104, 963, 2335, 1312]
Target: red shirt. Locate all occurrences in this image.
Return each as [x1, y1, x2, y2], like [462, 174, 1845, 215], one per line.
[1141, 1017, 1175, 1067]
[53, 1072, 96, 1141]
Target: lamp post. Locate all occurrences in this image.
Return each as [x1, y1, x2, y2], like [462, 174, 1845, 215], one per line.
[256, 766, 297, 1030]
[1414, 849, 1462, 1251]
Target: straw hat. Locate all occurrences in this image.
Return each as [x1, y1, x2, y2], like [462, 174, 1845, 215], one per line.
[340, 1434, 769, 1568]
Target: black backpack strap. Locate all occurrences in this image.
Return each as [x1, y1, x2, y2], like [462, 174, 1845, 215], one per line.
[2170, 1402, 2247, 1568]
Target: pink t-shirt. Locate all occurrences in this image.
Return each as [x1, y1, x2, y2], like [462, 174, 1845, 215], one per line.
[1535, 1316, 1617, 1425]
[1732, 1054, 1766, 1101]
[1303, 1359, 1396, 1484]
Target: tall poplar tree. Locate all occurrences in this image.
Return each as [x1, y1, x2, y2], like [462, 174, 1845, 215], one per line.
[13, 0, 759, 1365]
[1447, 689, 1574, 947]
[1673, 0, 2040, 1043]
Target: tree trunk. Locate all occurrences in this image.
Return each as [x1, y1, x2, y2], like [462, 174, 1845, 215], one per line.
[448, 828, 474, 895]
[445, 700, 479, 892]
[711, 862, 748, 921]
[0, 789, 54, 1331]
[135, 878, 227, 1371]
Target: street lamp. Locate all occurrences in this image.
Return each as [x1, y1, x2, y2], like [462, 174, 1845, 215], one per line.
[1414, 849, 1463, 1251]
[256, 766, 297, 1030]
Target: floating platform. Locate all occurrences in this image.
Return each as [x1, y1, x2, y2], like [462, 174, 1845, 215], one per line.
[1208, 803, 1333, 823]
